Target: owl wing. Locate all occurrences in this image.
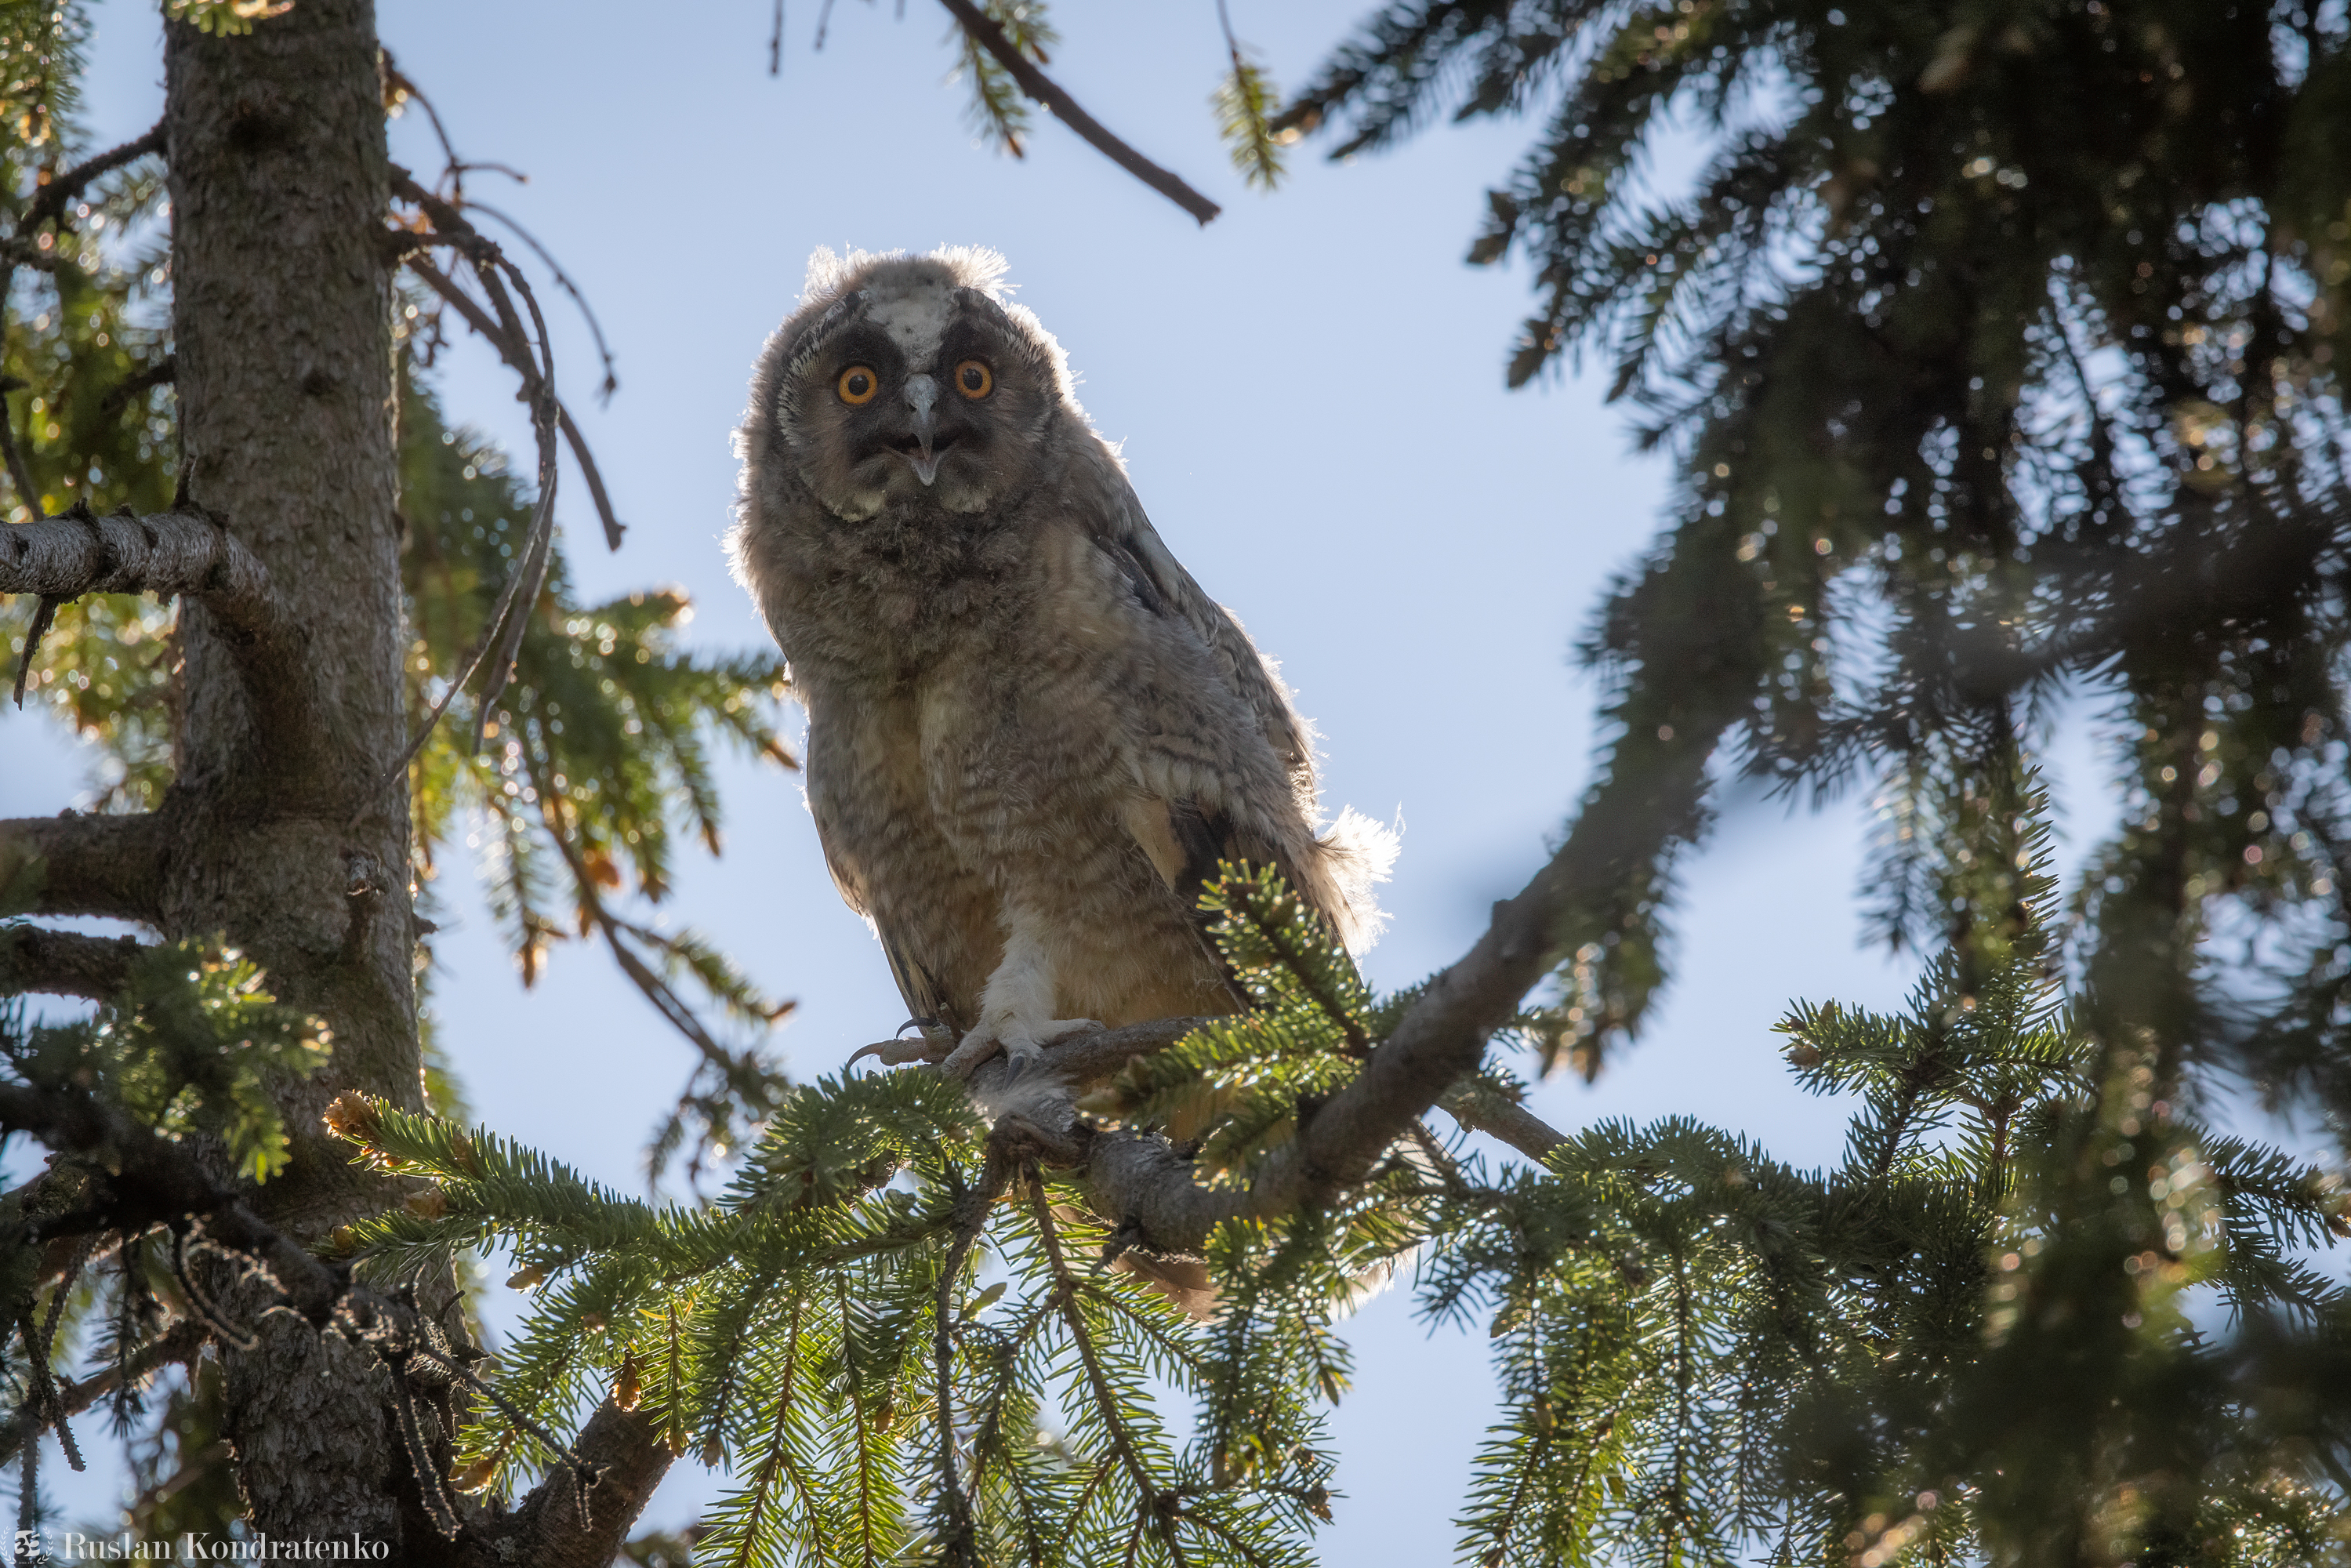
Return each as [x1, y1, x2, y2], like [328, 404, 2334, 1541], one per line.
[1079, 468, 1348, 948]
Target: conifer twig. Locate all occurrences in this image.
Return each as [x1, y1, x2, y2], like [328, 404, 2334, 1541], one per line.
[933, 0, 1222, 225]
[1025, 1174, 1160, 1511]
[933, 1151, 1012, 1561]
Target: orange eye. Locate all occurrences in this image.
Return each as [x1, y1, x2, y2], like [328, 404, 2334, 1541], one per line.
[836, 365, 879, 405]
[954, 359, 993, 400]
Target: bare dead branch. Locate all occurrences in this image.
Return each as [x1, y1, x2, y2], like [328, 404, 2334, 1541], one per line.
[399, 249, 625, 550]
[462, 201, 618, 402]
[0, 813, 168, 924]
[933, 0, 1223, 226]
[0, 926, 145, 1001]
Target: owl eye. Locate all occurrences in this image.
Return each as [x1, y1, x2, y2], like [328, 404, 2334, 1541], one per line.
[836, 366, 880, 405]
[953, 360, 993, 400]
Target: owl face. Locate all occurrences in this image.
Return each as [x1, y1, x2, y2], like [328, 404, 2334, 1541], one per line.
[763, 254, 1073, 521]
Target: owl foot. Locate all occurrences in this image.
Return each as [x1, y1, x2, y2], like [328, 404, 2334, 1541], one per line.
[941, 1017, 1104, 1082]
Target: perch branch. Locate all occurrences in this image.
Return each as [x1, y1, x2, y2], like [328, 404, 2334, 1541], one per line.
[933, 0, 1222, 226]
[0, 927, 145, 1001]
[1045, 750, 1705, 1252]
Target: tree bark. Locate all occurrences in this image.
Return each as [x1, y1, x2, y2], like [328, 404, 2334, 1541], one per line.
[159, 1, 422, 1546]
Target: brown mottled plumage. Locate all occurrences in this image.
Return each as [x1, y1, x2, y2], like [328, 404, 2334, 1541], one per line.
[729, 248, 1389, 1079]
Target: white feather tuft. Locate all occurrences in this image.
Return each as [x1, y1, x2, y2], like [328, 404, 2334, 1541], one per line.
[1320, 805, 1401, 953]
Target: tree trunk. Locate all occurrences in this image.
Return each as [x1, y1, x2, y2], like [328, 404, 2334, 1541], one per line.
[160, 1, 425, 1545]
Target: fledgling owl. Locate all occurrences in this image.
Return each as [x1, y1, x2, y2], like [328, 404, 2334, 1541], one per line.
[729, 247, 1391, 1080]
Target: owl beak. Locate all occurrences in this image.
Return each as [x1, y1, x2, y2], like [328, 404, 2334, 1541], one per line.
[902, 374, 942, 486]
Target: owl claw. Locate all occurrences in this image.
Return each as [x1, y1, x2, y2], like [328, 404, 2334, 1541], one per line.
[848, 1036, 949, 1071]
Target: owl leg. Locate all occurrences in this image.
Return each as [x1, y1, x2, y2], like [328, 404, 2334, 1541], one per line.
[940, 918, 1101, 1080]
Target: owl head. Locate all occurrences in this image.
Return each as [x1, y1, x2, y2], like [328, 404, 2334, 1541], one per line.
[740, 246, 1083, 523]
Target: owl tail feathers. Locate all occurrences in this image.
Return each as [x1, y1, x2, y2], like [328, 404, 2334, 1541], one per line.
[1316, 805, 1401, 955]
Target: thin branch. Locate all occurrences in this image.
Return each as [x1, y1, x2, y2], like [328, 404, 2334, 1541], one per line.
[98, 354, 176, 416]
[0, 379, 37, 518]
[376, 252, 564, 777]
[1436, 1078, 1566, 1163]
[20, 122, 166, 236]
[0, 927, 144, 1002]
[0, 1318, 208, 1469]
[380, 56, 462, 198]
[932, 1149, 1011, 1564]
[770, 0, 785, 72]
[1026, 1174, 1159, 1503]
[933, 0, 1222, 226]
[460, 201, 617, 403]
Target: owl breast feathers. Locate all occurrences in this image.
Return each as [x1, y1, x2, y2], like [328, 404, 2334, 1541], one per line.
[729, 246, 1392, 1078]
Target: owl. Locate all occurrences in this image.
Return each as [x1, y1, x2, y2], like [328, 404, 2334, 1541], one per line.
[729, 247, 1390, 1083]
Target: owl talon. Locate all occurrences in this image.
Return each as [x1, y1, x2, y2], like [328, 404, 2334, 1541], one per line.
[848, 1036, 949, 1071]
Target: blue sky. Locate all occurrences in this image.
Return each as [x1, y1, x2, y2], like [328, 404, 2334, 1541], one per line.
[0, 0, 2159, 1555]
